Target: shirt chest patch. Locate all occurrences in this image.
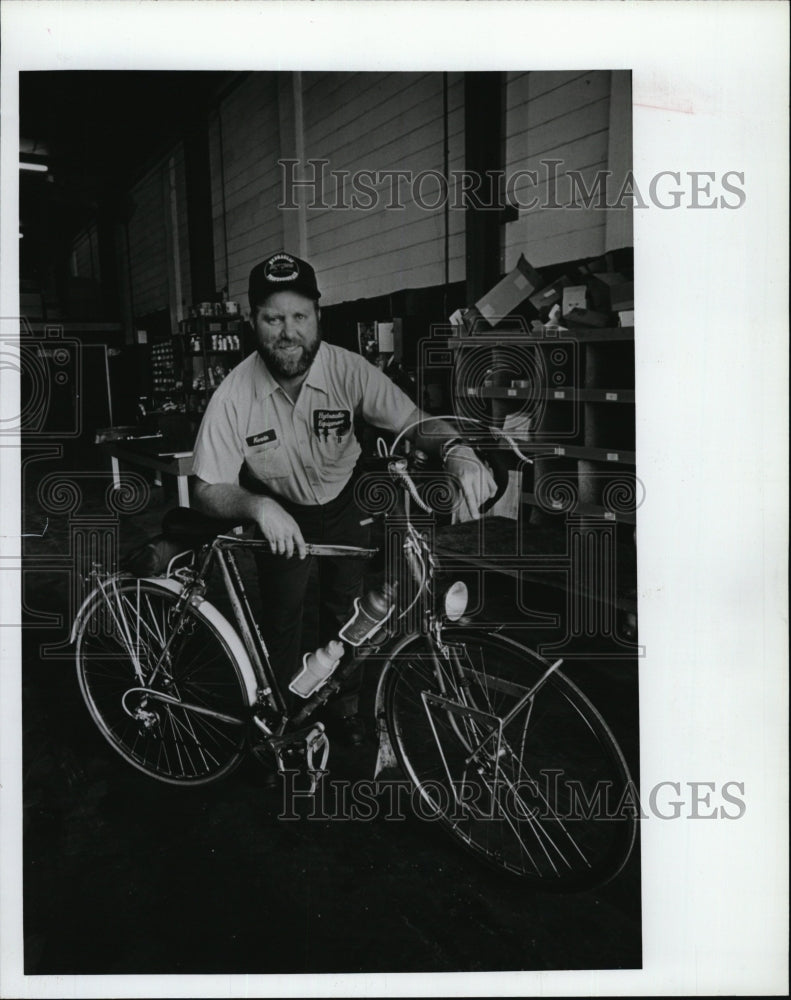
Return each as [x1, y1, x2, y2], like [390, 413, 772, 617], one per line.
[313, 408, 352, 442]
[246, 428, 277, 447]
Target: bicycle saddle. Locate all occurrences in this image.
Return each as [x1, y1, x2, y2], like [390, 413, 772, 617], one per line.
[162, 507, 251, 545]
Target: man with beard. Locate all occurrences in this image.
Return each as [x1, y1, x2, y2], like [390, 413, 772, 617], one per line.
[191, 252, 495, 745]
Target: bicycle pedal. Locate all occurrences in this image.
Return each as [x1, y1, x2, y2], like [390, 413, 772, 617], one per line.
[269, 723, 331, 792]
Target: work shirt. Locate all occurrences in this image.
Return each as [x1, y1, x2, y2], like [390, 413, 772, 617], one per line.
[191, 341, 417, 505]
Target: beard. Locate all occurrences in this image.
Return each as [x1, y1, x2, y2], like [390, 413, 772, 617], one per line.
[258, 331, 321, 379]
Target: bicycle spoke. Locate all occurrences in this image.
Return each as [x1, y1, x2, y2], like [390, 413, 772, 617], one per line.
[386, 631, 636, 889]
[77, 581, 248, 786]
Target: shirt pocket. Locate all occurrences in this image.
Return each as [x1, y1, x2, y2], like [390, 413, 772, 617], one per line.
[315, 435, 359, 483]
[245, 438, 291, 480]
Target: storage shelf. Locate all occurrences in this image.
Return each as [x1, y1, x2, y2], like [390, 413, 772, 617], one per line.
[457, 437, 635, 464]
[517, 444, 635, 464]
[446, 285, 637, 624]
[522, 492, 637, 525]
[469, 387, 635, 404]
[448, 327, 633, 348]
[179, 316, 244, 331]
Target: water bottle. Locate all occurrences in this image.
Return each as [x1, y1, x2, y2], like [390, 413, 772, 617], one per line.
[338, 582, 396, 647]
[289, 639, 345, 698]
[410, 448, 429, 471]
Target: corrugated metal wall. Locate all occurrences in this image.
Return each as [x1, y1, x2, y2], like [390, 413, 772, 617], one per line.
[71, 223, 100, 282]
[301, 71, 465, 305]
[73, 71, 632, 322]
[127, 161, 170, 318]
[503, 70, 632, 270]
[208, 74, 284, 305]
[125, 143, 192, 321]
[205, 71, 465, 309]
[172, 144, 192, 311]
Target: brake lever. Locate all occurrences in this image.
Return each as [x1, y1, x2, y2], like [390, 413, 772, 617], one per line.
[387, 459, 433, 513]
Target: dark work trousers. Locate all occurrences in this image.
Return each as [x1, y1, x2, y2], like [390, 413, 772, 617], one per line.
[246, 470, 370, 718]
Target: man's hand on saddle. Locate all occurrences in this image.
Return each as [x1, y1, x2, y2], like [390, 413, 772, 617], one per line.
[258, 497, 308, 559]
[443, 446, 498, 520]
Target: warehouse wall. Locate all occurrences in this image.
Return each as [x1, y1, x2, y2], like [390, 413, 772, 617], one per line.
[206, 71, 465, 310]
[74, 70, 632, 323]
[127, 161, 170, 318]
[301, 71, 465, 306]
[172, 144, 192, 311]
[208, 74, 284, 305]
[71, 223, 100, 283]
[502, 70, 633, 270]
[120, 142, 192, 323]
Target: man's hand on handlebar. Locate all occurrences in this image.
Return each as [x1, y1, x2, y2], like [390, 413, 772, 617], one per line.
[443, 446, 498, 519]
[257, 497, 307, 559]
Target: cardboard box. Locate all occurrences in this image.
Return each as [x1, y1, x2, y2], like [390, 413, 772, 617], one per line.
[529, 275, 572, 313]
[358, 319, 403, 361]
[474, 254, 544, 327]
[562, 285, 588, 316]
[564, 308, 610, 328]
[610, 281, 634, 311]
[589, 272, 632, 312]
[377, 319, 402, 359]
[449, 306, 483, 336]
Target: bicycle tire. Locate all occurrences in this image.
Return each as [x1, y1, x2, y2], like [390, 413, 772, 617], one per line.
[76, 578, 249, 786]
[384, 629, 637, 891]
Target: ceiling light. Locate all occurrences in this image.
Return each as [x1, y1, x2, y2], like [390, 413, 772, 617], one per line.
[20, 161, 49, 173]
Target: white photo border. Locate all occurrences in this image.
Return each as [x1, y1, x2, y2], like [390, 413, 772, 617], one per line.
[1, 1, 788, 997]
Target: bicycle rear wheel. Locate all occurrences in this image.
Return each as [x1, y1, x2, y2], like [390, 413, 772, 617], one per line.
[76, 578, 249, 786]
[384, 629, 637, 890]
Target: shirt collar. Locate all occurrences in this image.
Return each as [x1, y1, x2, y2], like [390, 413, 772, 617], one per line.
[303, 341, 328, 394]
[254, 341, 329, 400]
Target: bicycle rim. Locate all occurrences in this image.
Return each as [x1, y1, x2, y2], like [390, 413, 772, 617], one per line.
[76, 579, 249, 786]
[385, 630, 637, 890]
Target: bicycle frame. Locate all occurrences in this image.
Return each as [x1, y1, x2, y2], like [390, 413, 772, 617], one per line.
[71, 429, 637, 886]
[72, 433, 558, 780]
[153, 533, 382, 731]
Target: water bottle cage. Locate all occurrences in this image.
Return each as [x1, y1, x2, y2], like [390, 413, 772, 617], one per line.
[337, 596, 395, 647]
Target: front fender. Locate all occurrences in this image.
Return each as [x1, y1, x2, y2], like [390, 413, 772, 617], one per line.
[372, 630, 432, 780]
[71, 575, 259, 706]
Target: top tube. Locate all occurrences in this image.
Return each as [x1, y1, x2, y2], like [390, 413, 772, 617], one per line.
[215, 535, 378, 558]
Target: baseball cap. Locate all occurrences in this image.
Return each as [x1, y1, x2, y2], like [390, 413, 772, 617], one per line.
[248, 252, 321, 310]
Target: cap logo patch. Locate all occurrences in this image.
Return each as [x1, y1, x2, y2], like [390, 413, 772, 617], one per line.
[264, 253, 300, 283]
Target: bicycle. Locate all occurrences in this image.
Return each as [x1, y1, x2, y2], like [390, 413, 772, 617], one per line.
[71, 427, 637, 892]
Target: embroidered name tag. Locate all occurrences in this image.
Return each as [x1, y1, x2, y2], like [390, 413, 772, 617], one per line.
[313, 408, 351, 441]
[246, 429, 277, 447]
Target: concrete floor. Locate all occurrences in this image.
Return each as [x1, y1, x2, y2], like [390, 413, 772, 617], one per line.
[21, 444, 641, 975]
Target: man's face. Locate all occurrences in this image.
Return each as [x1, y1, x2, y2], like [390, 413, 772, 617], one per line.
[253, 291, 321, 379]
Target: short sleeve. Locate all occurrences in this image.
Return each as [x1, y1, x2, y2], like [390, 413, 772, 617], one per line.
[356, 356, 418, 435]
[191, 390, 245, 485]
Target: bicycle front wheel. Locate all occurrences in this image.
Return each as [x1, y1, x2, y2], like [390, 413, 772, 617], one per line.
[76, 578, 249, 786]
[384, 629, 637, 890]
